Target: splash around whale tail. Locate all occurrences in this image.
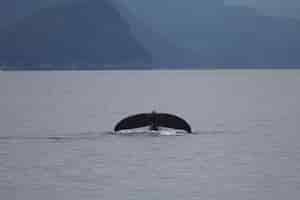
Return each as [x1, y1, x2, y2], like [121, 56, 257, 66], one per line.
[114, 112, 192, 133]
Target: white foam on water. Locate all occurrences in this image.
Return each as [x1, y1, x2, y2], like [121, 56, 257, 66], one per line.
[115, 128, 187, 136]
[158, 130, 185, 136]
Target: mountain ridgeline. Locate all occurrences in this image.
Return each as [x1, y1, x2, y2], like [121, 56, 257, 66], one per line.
[0, 0, 151, 69]
[1, 0, 300, 69]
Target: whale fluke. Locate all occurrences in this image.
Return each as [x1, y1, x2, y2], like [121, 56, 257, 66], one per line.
[114, 112, 192, 133]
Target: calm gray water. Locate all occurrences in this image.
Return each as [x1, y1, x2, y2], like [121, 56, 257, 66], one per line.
[1, 70, 300, 199]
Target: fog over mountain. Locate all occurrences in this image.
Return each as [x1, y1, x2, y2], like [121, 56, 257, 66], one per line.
[225, 0, 300, 19]
[1, 0, 300, 26]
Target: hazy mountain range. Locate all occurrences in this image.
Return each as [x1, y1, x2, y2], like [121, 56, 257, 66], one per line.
[1, 0, 300, 26]
[0, 0, 151, 69]
[115, 0, 300, 67]
[1, 0, 300, 69]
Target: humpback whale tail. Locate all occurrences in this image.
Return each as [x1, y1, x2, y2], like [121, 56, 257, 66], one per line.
[114, 111, 192, 133]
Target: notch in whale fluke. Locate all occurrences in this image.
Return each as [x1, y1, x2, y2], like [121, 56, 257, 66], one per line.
[114, 111, 192, 133]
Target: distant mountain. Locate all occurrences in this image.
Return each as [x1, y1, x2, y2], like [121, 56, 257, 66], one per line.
[0, 0, 80, 28]
[1, 0, 300, 69]
[111, 0, 204, 67]
[0, 0, 151, 69]
[116, 0, 300, 67]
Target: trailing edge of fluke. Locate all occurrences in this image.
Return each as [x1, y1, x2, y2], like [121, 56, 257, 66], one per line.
[114, 111, 192, 133]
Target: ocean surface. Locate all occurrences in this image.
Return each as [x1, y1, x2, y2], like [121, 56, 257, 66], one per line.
[1, 70, 300, 199]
